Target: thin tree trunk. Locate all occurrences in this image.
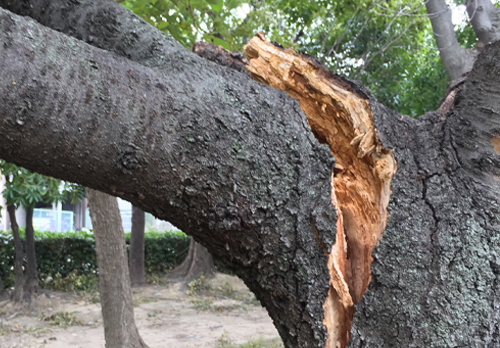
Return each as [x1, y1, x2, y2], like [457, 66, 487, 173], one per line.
[129, 206, 146, 286]
[7, 204, 24, 303]
[466, 0, 500, 46]
[425, 0, 477, 79]
[24, 206, 38, 296]
[168, 238, 215, 280]
[86, 189, 148, 348]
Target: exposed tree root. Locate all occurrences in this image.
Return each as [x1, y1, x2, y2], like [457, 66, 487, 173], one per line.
[244, 32, 397, 348]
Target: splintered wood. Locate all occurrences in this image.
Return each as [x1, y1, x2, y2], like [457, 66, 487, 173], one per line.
[244, 32, 397, 348]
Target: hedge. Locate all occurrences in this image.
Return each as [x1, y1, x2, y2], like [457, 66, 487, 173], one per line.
[0, 228, 190, 288]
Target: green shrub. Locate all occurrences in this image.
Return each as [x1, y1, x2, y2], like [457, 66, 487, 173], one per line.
[43, 269, 98, 293]
[0, 228, 190, 288]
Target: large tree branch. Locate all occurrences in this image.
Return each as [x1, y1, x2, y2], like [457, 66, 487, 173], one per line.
[0, 0, 184, 71]
[1, 1, 500, 347]
[0, 7, 334, 347]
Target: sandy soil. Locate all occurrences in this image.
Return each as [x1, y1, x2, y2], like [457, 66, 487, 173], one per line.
[0, 274, 280, 348]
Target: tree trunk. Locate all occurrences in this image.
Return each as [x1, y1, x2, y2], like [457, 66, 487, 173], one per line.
[425, 0, 477, 80]
[24, 206, 38, 296]
[129, 206, 146, 286]
[466, 0, 500, 46]
[1, 3, 500, 347]
[168, 238, 215, 280]
[7, 204, 24, 303]
[86, 189, 148, 348]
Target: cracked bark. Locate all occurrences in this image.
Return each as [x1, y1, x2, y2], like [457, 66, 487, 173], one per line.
[1, 2, 500, 347]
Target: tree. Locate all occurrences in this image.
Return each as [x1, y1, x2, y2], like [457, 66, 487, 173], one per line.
[6, 204, 23, 302]
[0, 1, 500, 347]
[86, 189, 148, 348]
[426, 0, 500, 80]
[0, 161, 85, 301]
[129, 205, 146, 286]
[126, 0, 447, 117]
[168, 238, 215, 280]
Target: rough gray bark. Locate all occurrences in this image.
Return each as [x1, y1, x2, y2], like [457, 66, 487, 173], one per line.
[348, 45, 500, 347]
[0, 2, 500, 347]
[129, 206, 146, 286]
[168, 238, 215, 280]
[0, 6, 334, 347]
[24, 206, 38, 296]
[425, 0, 477, 80]
[7, 204, 24, 303]
[86, 189, 148, 348]
[466, 0, 500, 46]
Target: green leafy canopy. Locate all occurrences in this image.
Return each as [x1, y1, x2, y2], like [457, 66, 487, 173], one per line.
[0, 160, 85, 210]
[122, 0, 471, 117]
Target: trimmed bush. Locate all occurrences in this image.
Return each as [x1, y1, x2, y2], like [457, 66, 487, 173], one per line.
[0, 228, 190, 288]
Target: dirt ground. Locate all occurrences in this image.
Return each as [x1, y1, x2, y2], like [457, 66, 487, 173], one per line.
[0, 274, 281, 348]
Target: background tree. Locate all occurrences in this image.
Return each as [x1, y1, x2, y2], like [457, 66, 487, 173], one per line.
[0, 160, 85, 301]
[426, 0, 500, 80]
[87, 189, 148, 348]
[129, 205, 146, 286]
[168, 238, 215, 280]
[123, 0, 449, 117]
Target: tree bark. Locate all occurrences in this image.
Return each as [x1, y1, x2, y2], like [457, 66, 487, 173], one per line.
[86, 188, 148, 348]
[466, 0, 500, 46]
[7, 204, 24, 303]
[168, 238, 215, 280]
[129, 205, 146, 286]
[0, 7, 334, 346]
[24, 206, 38, 296]
[425, 0, 477, 80]
[1, 3, 500, 347]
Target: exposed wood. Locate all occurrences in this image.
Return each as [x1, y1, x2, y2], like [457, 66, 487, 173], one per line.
[245, 32, 396, 348]
[492, 136, 500, 153]
[1, 3, 500, 347]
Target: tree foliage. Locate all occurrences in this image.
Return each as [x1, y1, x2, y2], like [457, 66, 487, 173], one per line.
[122, 0, 454, 117]
[0, 160, 85, 210]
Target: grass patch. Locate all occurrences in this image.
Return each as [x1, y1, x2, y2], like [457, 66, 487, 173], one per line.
[216, 335, 284, 348]
[187, 275, 260, 306]
[190, 298, 214, 311]
[43, 312, 82, 327]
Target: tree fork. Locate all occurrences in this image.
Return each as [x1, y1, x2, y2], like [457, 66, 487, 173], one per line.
[1, 3, 500, 347]
[244, 33, 397, 347]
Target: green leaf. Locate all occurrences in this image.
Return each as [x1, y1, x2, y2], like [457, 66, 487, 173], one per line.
[204, 35, 230, 49]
